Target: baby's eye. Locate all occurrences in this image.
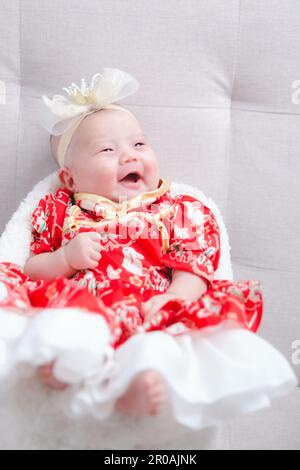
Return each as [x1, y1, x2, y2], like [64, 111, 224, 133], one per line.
[98, 143, 145, 153]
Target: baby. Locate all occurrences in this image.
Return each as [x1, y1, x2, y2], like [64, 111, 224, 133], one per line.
[24, 107, 209, 416]
[0, 70, 296, 429]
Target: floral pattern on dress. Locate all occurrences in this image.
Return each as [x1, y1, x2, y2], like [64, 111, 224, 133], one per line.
[0, 180, 263, 348]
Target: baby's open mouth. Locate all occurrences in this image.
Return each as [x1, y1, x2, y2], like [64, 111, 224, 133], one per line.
[120, 172, 141, 183]
[119, 172, 143, 188]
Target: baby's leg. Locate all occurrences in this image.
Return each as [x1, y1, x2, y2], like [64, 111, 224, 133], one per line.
[113, 299, 168, 416]
[115, 370, 167, 416]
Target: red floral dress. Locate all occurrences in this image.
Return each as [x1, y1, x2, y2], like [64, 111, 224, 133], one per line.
[0, 178, 263, 349]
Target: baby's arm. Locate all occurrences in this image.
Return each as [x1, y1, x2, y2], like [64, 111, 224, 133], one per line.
[24, 248, 77, 281]
[166, 269, 208, 301]
[141, 270, 209, 321]
[24, 231, 102, 282]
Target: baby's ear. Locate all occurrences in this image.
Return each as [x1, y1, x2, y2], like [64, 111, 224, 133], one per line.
[57, 167, 77, 191]
[57, 168, 66, 187]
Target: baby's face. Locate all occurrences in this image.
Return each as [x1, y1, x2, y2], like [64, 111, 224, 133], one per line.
[56, 109, 160, 203]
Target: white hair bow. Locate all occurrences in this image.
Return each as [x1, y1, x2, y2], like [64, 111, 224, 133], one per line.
[40, 68, 140, 136]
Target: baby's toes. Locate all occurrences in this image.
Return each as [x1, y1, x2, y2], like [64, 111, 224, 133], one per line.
[37, 364, 52, 376]
[143, 370, 162, 388]
[147, 387, 166, 415]
[48, 378, 69, 390]
[147, 385, 165, 402]
[40, 373, 68, 390]
[148, 397, 163, 415]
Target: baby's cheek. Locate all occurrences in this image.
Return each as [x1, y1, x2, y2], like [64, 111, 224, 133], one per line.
[88, 162, 116, 186]
[145, 152, 160, 176]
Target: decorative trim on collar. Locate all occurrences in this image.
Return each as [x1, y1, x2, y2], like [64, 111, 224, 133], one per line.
[73, 178, 170, 219]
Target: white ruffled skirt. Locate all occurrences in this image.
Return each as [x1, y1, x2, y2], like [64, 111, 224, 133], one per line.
[0, 306, 297, 431]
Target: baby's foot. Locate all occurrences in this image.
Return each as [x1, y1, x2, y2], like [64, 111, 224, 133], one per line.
[115, 370, 166, 416]
[37, 362, 69, 391]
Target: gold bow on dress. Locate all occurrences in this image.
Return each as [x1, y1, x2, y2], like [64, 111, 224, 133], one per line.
[63, 178, 174, 253]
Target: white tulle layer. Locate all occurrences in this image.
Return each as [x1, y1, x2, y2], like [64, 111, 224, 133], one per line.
[0, 307, 297, 431]
[0, 308, 116, 383]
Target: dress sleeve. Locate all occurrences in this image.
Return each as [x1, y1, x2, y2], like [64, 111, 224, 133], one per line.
[30, 195, 56, 255]
[160, 194, 221, 283]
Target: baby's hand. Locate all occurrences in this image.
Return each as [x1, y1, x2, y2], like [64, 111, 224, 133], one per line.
[141, 293, 179, 325]
[37, 362, 69, 391]
[64, 231, 102, 270]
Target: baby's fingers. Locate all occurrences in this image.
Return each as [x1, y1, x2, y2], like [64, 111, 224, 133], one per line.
[141, 299, 153, 317]
[89, 249, 101, 261]
[86, 231, 102, 241]
[143, 304, 162, 324]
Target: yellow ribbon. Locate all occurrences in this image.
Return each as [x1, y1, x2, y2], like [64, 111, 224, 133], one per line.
[63, 203, 174, 254]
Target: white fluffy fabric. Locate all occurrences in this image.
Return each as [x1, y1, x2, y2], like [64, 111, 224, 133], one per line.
[0, 173, 297, 431]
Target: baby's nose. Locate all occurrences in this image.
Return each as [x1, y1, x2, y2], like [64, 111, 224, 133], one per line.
[121, 153, 138, 164]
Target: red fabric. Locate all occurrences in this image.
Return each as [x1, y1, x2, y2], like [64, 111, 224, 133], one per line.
[0, 185, 263, 349]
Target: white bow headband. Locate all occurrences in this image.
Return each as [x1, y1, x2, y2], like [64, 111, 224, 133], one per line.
[41, 68, 140, 168]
